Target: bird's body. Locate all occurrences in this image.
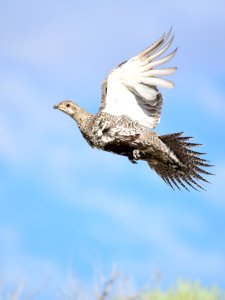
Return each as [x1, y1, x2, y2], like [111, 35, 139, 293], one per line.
[74, 110, 174, 166]
[54, 29, 212, 191]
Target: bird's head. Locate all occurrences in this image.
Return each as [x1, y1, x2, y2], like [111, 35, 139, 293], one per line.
[53, 100, 80, 117]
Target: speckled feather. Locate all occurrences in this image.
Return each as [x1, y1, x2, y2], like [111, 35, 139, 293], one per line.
[54, 29, 213, 191]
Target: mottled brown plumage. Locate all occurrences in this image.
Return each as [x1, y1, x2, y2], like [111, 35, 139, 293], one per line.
[54, 29, 212, 191]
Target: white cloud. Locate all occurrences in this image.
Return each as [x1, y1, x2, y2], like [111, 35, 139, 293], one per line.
[51, 185, 224, 279]
[0, 225, 66, 298]
[1, 0, 224, 80]
[198, 82, 225, 121]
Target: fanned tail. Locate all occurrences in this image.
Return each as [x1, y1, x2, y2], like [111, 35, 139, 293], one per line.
[148, 132, 213, 191]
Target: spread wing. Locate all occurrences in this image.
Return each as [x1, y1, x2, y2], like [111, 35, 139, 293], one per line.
[99, 29, 177, 128]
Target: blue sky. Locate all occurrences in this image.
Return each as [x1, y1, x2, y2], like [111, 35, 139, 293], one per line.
[1, 0, 225, 298]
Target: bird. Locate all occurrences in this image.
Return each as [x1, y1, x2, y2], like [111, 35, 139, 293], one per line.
[54, 29, 212, 191]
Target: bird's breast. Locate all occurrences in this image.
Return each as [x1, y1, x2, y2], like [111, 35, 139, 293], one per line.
[89, 128, 141, 159]
[87, 113, 147, 156]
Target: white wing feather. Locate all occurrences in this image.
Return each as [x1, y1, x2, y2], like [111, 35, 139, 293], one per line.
[100, 29, 177, 128]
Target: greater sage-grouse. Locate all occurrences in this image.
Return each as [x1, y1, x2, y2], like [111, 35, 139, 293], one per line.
[54, 29, 212, 191]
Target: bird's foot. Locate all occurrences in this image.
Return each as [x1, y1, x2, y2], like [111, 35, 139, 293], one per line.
[133, 150, 141, 160]
[128, 150, 141, 164]
[128, 157, 138, 164]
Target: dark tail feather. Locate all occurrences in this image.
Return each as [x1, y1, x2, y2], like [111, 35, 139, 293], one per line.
[148, 132, 213, 191]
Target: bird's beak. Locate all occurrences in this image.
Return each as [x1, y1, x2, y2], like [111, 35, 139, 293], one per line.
[53, 104, 59, 109]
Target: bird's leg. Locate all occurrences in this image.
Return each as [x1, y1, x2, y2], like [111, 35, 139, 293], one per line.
[101, 121, 110, 133]
[128, 150, 142, 164]
[133, 150, 141, 160]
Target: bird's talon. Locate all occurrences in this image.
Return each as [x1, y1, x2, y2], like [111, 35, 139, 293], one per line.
[129, 157, 137, 164]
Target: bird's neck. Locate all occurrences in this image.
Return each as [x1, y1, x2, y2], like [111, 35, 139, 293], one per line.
[72, 106, 94, 141]
[72, 106, 93, 128]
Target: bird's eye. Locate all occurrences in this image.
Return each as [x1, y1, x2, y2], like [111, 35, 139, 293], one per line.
[66, 103, 71, 108]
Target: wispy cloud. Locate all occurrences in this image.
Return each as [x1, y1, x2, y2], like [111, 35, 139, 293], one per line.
[198, 81, 225, 121]
[1, 0, 225, 292]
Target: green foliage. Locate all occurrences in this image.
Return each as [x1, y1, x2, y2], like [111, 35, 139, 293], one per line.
[139, 281, 225, 300]
[1, 277, 225, 300]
